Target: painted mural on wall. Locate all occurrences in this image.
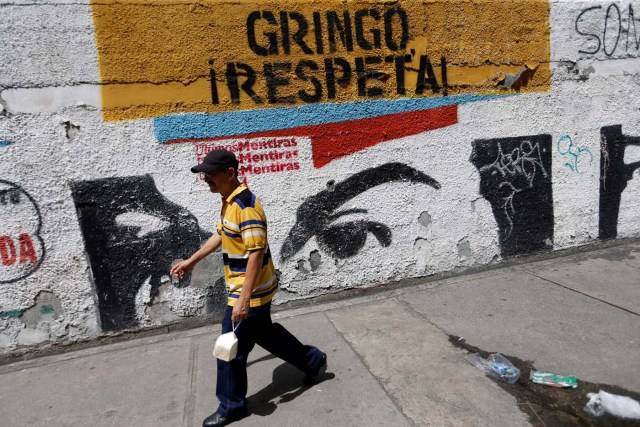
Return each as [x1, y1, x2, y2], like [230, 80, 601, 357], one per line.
[70, 175, 211, 331]
[91, 0, 551, 169]
[0, 181, 45, 284]
[281, 163, 441, 261]
[3, 0, 640, 353]
[175, 104, 459, 169]
[599, 125, 640, 239]
[195, 137, 301, 177]
[470, 135, 554, 258]
[91, 1, 551, 120]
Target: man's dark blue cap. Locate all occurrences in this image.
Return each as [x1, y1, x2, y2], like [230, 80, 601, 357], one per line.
[191, 149, 239, 173]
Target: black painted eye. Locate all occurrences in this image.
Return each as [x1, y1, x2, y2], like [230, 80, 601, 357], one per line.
[316, 220, 392, 259]
[279, 163, 440, 262]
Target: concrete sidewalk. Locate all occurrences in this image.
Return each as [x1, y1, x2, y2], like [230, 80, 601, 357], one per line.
[1, 241, 639, 426]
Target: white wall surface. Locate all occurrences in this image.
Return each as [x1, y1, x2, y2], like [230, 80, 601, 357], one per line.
[0, 0, 639, 352]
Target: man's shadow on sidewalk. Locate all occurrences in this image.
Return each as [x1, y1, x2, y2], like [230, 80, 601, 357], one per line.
[246, 354, 335, 417]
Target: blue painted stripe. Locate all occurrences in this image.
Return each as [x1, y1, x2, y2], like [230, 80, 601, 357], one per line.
[250, 194, 256, 208]
[223, 230, 241, 239]
[153, 95, 502, 143]
[240, 220, 266, 228]
[0, 140, 12, 147]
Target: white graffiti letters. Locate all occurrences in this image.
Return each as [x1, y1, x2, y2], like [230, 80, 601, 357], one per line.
[480, 140, 548, 188]
[479, 140, 548, 237]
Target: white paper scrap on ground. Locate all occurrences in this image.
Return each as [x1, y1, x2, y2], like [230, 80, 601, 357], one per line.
[584, 390, 640, 419]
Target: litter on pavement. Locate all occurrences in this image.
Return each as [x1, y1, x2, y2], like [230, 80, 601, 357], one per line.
[530, 370, 578, 388]
[464, 352, 520, 384]
[584, 390, 640, 419]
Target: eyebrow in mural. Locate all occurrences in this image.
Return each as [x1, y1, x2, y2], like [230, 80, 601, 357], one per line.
[280, 162, 440, 261]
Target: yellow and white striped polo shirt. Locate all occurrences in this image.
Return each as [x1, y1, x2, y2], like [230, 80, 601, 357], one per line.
[216, 185, 278, 307]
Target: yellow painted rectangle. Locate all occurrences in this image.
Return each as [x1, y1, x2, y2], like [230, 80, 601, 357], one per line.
[90, 0, 551, 121]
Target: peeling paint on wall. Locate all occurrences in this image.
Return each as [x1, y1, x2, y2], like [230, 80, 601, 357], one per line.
[0, 85, 101, 114]
[418, 211, 432, 229]
[295, 259, 310, 274]
[21, 291, 62, 329]
[413, 237, 430, 272]
[497, 63, 539, 90]
[63, 121, 81, 141]
[309, 250, 322, 271]
[457, 238, 471, 260]
[0, 309, 23, 320]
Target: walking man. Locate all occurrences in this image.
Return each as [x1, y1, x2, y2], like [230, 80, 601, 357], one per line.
[170, 149, 327, 427]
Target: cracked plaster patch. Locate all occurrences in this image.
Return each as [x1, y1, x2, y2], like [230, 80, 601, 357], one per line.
[309, 250, 322, 271]
[1, 85, 101, 113]
[414, 237, 430, 272]
[418, 211, 432, 229]
[457, 238, 471, 260]
[21, 291, 62, 329]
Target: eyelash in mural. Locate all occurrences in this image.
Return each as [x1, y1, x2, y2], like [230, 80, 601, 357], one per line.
[316, 208, 392, 259]
[280, 163, 440, 261]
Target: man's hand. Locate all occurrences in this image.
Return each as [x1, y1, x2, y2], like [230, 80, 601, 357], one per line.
[169, 233, 222, 281]
[232, 298, 250, 322]
[231, 249, 264, 322]
[170, 259, 196, 280]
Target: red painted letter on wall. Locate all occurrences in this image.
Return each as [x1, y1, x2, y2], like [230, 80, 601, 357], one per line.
[0, 236, 17, 266]
[19, 234, 38, 264]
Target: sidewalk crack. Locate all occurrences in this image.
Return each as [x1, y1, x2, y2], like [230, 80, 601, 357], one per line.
[395, 296, 454, 338]
[523, 270, 640, 317]
[182, 339, 198, 427]
[323, 310, 417, 427]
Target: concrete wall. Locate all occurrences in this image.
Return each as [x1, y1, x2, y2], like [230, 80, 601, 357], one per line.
[0, 0, 639, 351]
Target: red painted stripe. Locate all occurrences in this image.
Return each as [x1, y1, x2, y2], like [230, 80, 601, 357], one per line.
[168, 105, 458, 168]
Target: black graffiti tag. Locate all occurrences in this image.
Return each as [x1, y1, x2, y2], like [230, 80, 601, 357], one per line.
[470, 135, 554, 258]
[479, 139, 548, 236]
[575, 4, 640, 57]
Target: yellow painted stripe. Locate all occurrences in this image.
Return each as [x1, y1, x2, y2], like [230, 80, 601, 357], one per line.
[90, 0, 550, 121]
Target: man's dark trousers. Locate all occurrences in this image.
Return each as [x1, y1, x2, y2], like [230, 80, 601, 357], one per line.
[216, 303, 325, 418]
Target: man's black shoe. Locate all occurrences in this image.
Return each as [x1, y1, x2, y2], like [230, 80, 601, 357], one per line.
[303, 353, 327, 386]
[202, 409, 247, 427]
[202, 412, 229, 427]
